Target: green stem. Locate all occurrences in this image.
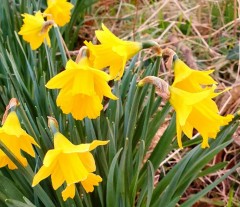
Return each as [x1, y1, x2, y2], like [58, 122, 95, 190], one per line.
[53, 25, 68, 66]
[44, 40, 55, 78]
[142, 40, 159, 49]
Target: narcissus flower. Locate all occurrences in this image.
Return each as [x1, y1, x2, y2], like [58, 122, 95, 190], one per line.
[46, 57, 118, 120]
[32, 130, 108, 201]
[44, 0, 74, 27]
[0, 111, 39, 169]
[170, 59, 233, 148]
[18, 11, 53, 50]
[169, 85, 233, 148]
[84, 24, 143, 80]
[138, 59, 233, 148]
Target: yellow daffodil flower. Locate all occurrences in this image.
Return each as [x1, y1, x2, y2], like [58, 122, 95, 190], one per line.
[0, 111, 39, 169]
[169, 59, 233, 148]
[172, 59, 217, 92]
[32, 131, 109, 201]
[84, 24, 142, 80]
[44, 0, 74, 27]
[138, 59, 233, 148]
[46, 57, 118, 120]
[18, 11, 53, 50]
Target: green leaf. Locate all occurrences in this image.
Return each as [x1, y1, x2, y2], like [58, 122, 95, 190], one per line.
[0, 141, 55, 207]
[227, 188, 234, 207]
[150, 120, 237, 207]
[129, 140, 145, 205]
[53, 26, 67, 65]
[145, 102, 171, 148]
[146, 161, 154, 207]
[226, 45, 239, 60]
[197, 162, 228, 177]
[5, 199, 36, 207]
[0, 176, 25, 203]
[106, 149, 122, 207]
[180, 162, 240, 207]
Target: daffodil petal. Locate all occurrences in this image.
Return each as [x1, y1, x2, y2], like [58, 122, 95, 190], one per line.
[32, 165, 54, 187]
[51, 164, 65, 189]
[84, 24, 142, 80]
[0, 149, 17, 169]
[81, 173, 102, 193]
[45, 69, 78, 89]
[43, 149, 61, 166]
[62, 184, 75, 201]
[58, 153, 88, 184]
[96, 23, 120, 44]
[79, 152, 96, 172]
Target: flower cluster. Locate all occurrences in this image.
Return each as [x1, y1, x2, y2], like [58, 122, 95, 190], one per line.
[0, 0, 234, 203]
[15, 1, 146, 201]
[18, 0, 74, 50]
[45, 23, 149, 120]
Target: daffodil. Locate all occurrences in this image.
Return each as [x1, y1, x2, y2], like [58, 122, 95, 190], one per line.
[18, 11, 53, 50]
[169, 85, 233, 148]
[169, 59, 234, 148]
[171, 59, 217, 92]
[46, 57, 118, 120]
[84, 24, 143, 80]
[138, 59, 233, 148]
[32, 131, 109, 201]
[0, 111, 40, 169]
[44, 0, 74, 27]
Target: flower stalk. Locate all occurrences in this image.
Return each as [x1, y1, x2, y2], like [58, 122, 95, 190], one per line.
[53, 25, 68, 65]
